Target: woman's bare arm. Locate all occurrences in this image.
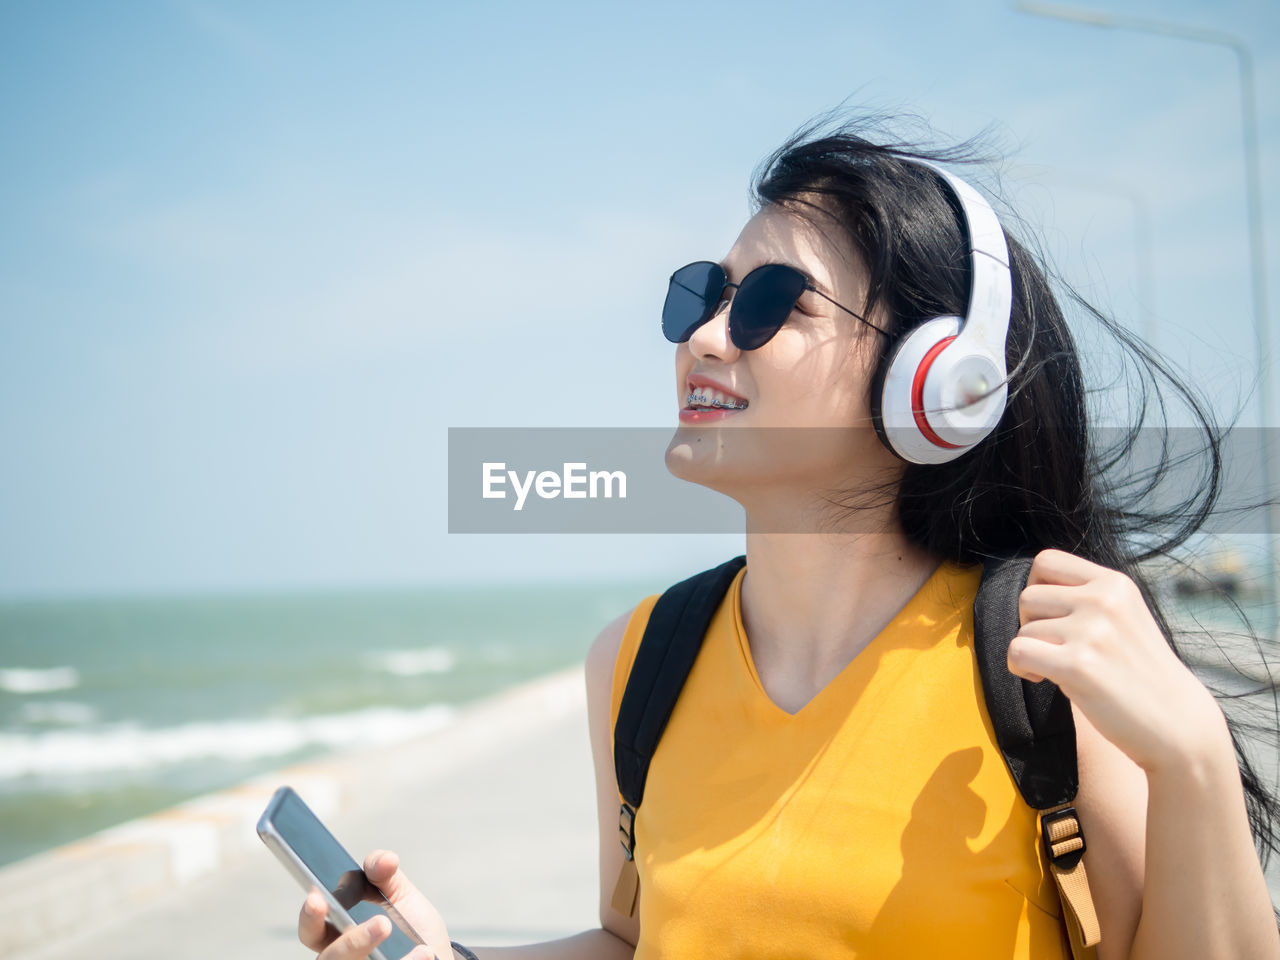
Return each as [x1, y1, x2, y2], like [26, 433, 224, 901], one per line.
[1078, 694, 1279, 960]
[1067, 701, 1146, 960]
[584, 606, 642, 949]
[1127, 707, 1280, 960]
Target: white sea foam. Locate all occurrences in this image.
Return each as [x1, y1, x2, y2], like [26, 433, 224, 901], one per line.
[0, 703, 455, 780]
[0, 667, 79, 694]
[373, 647, 455, 676]
[18, 700, 99, 726]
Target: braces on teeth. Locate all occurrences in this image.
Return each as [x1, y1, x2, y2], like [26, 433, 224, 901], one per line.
[687, 391, 748, 410]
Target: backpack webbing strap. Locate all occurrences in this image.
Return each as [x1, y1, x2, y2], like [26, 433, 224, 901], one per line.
[610, 554, 747, 917]
[1041, 802, 1102, 957]
[610, 807, 640, 917]
[975, 555, 1100, 955]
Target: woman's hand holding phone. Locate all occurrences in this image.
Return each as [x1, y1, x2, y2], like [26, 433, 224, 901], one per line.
[297, 849, 450, 960]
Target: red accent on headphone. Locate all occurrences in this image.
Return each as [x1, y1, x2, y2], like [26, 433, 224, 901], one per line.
[911, 336, 963, 449]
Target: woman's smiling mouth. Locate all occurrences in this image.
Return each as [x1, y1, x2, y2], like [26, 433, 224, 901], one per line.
[685, 389, 748, 410]
[683, 374, 750, 418]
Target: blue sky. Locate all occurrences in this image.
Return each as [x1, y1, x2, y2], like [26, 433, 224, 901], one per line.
[1, 0, 1277, 596]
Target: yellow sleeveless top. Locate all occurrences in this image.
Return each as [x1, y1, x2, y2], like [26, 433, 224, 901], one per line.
[610, 559, 1071, 959]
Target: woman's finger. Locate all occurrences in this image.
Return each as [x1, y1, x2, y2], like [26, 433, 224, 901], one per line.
[1017, 582, 1075, 626]
[299, 890, 340, 952]
[363, 849, 423, 907]
[364, 849, 398, 886]
[316, 915, 392, 960]
[1007, 631, 1073, 686]
[1026, 548, 1095, 587]
[1015, 614, 1070, 646]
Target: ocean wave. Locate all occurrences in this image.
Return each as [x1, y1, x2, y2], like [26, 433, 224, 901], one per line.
[0, 703, 454, 780]
[373, 648, 455, 676]
[0, 667, 79, 694]
[18, 700, 99, 726]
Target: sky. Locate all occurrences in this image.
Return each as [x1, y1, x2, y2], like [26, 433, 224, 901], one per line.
[1, 0, 1277, 597]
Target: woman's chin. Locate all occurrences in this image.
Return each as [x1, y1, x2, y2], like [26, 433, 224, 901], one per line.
[665, 434, 720, 488]
[666, 429, 738, 493]
[664, 427, 783, 496]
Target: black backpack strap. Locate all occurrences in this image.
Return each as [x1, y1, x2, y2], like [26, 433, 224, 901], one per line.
[973, 553, 1100, 956]
[973, 554, 1078, 809]
[615, 554, 746, 807]
[609, 553, 745, 917]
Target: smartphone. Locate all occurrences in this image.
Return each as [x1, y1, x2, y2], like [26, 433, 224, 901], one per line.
[257, 785, 426, 960]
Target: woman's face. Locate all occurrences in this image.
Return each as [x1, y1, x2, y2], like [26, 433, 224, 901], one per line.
[665, 202, 905, 520]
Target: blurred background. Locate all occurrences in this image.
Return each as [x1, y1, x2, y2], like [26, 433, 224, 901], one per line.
[0, 0, 1277, 869]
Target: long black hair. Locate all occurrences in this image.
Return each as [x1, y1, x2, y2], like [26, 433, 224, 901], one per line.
[749, 109, 1280, 913]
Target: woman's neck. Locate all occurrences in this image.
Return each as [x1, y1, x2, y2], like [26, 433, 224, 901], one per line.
[738, 528, 941, 713]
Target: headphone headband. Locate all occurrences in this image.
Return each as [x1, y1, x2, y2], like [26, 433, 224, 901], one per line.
[917, 162, 1013, 367]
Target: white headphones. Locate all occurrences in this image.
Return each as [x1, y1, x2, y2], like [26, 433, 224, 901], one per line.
[870, 162, 1013, 465]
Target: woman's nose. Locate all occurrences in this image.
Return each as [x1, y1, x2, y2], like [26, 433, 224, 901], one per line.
[686, 297, 740, 361]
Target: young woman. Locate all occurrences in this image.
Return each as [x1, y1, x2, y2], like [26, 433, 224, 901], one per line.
[296, 116, 1280, 959]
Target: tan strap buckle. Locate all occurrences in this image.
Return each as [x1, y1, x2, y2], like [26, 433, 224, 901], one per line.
[618, 803, 636, 862]
[1041, 805, 1087, 870]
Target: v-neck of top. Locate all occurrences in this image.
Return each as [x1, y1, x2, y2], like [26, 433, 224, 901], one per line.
[729, 558, 956, 721]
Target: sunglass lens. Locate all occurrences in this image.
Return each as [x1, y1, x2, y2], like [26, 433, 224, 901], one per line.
[731, 264, 807, 350]
[662, 261, 724, 343]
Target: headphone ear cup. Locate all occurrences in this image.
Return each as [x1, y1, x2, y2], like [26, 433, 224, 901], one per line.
[876, 316, 968, 465]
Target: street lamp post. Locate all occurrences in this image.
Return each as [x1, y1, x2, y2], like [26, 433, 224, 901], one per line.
[1016, 1, 1278, 627]
[1014, 164, 1157, 339]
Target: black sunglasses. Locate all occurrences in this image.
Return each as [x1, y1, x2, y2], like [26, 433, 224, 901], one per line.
[661, 260, 886, 351]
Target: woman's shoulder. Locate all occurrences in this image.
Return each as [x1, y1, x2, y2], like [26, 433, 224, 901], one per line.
[587, 561, 753, 733]
[586, 595, 662, 692]
[585, 603, 639, 686]
[585, 594, 664, 745]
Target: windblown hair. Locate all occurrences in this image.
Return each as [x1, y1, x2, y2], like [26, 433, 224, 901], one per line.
[749, 109, 1280, 914]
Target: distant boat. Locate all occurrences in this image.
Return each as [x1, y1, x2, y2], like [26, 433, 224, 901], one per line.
[1169, 548, 1247, 599]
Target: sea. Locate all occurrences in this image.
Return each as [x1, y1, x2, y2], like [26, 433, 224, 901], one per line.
[0, 578, 659, 869]
[0, 575, 1276, 872]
